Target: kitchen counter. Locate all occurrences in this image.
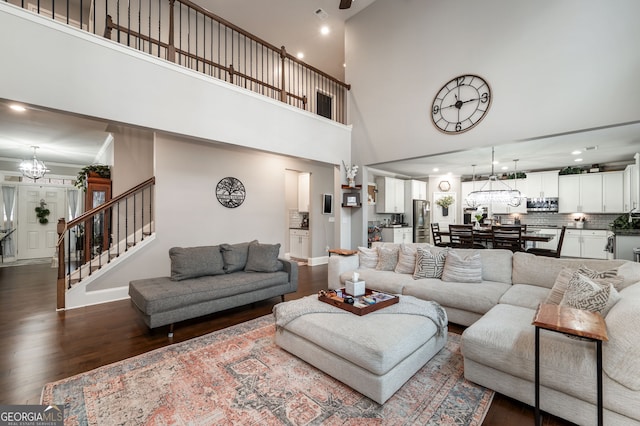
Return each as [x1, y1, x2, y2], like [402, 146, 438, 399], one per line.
[289, 227, 309, 230]
[611, 228, 640, 235]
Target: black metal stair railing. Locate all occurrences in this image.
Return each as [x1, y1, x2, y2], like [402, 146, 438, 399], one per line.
[3, 0, 350, 123]
[56, 177, 155, 309]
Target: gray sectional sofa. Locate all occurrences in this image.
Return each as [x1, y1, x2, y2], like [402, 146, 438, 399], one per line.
[328, 242, 640, 425]
[129, 241, 298, 332]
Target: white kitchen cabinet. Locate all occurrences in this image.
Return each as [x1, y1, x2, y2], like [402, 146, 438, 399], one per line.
[602, 171, 624, 213]
[376, 177, 405, 213]
[381, 227, 413, 243]
[289, 229, 309, 259]
[297, 173, 310, 212]
[558, 174, 603, 213]
[560, 172, 625, 213]
[526, 171, 559, 198]
[624, 164, 638, 212]
[410, 180, 428, 200]
[562, 229, 607, 259]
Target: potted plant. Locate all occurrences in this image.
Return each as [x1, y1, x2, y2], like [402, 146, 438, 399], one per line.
[436, 195, 455, 216]
[75, 164, 111, 191]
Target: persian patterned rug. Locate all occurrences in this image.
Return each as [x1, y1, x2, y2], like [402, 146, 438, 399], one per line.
[42, 315, 493, 425]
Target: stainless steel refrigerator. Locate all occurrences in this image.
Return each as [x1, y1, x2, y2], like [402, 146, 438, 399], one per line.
[413, 200, 430, 243]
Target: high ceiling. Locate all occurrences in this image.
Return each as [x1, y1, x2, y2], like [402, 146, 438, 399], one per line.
[1, 0, 639, 177]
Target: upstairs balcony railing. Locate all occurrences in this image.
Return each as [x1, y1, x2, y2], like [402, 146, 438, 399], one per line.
[4, 0, 350, 124]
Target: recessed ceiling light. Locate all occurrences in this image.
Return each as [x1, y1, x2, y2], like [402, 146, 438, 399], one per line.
[433, 168, 439, 172]
[296, 52, 304, 59]
[501, 166, 508, 170]
[574, 158, 583, 162]
[584, 146, 598, 151]
[9, 104, 26, 112]
[571, 150, 582, 155]
[320, 26, 330, 35]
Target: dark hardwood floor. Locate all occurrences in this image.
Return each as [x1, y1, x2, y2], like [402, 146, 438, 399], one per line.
[0, 262, 572, 425]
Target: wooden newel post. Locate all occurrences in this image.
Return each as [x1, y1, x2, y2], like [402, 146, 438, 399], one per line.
[167, 0, 176, 62]
[280, 46, 287, 103]
[104, 15, 113, 39]
[56, 218, 66, 310]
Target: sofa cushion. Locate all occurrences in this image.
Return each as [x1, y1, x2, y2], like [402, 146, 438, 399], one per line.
[453, 248, 513, 284]
[395, 244, 417, 274]
[376, 246, 399, 271]
[169, 246, 225, 281]
[603, 282, 640, 390]
[441, 250, 482, 283]
[245, 242, 281, 272]
[339, 269, 411, 294]
[358, 246, 378, 269]
[512, 252, 630, 289]
[499, 284, 550, 309]
[220, 240, 257, 273]
[129, 271, 290, 314]
[413, 247, 448, 279]
[403, 279, 511, 316]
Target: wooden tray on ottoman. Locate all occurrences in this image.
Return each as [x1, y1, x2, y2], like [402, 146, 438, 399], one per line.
[318, 288, 399, 316]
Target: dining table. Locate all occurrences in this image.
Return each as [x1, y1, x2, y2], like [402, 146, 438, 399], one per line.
[438, 227, 555, 246]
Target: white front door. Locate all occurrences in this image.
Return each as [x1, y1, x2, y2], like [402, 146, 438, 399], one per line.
[17, 185, 67, 259]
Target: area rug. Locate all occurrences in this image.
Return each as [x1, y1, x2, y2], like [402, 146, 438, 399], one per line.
[42, 315, 493, 425]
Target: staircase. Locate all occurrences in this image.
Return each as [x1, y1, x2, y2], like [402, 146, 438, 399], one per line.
[56, 177, 155, 309]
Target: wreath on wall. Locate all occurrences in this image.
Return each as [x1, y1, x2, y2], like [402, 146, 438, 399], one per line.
[35, 199, 50, 224]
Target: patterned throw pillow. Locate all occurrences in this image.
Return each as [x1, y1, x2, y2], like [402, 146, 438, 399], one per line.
[441, 250, 482, 283]
[358, 246, 378, 269]
[546, 267, 624, 305]
[395, 244, 418, 274]
[376, 246, 399, 271]
[560, 273, 621, 317]
[413, 247, 448, 279]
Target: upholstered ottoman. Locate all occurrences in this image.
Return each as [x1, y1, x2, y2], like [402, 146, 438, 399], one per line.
[273, 294, 447, 404]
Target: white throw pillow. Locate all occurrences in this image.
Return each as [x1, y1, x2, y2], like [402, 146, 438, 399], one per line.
[376, 246, 399, 271]
[395, 244, 418, 274]
[357, 246, 378, 269]
[441, 250, 482, 283]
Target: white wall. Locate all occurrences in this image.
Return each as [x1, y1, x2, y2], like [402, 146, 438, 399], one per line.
[346, 0, 640, 167]
[84, 134, 336, 295]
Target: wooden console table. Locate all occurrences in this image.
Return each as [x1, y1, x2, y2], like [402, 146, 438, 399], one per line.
[532, 303, 608, 426]
[328, 248, 358, 256]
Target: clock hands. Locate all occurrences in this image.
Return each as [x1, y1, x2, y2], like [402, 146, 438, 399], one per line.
[441, 95, 481, 110]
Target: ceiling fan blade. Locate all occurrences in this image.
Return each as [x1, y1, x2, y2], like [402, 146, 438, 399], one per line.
[339, 0, 352, 9]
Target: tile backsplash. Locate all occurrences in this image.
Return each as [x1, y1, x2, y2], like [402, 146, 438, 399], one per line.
[509, 212, 621, 229]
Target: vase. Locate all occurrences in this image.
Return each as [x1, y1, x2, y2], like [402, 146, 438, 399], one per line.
[442, 206, 449, 216]
[348, 178, 355, 188]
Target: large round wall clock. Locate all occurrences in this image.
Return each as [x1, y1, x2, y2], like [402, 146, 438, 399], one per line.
[216, 177, 246, 208]
[431, 74, 492, 134]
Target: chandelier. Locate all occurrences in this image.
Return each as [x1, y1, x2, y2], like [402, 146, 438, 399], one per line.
[465, 147, 523, 208]
[19, 146, 50, 181]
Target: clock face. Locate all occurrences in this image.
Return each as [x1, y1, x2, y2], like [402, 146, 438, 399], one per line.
[216, 177, 246, 208]
[431, 75, 492, 134]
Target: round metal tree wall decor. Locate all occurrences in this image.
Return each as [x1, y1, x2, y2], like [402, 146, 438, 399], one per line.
[216, 177, 246, 208]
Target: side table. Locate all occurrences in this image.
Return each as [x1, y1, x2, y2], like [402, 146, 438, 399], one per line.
[532, 303, 608, 426]
[327, 248, 358, 257]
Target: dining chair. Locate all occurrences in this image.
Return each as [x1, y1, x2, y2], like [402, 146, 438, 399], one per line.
[430, 223, 448, 247]
[449, 224, 485, 249]
[492, 225, 523, 252]
[527, 226, 567, 258]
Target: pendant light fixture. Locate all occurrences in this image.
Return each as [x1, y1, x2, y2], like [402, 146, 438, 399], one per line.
[465, 147, 523, 207]
[19, 146, 50, 181]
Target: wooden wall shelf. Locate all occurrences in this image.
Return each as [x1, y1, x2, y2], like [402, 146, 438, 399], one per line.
[341, 185, 362, 190]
